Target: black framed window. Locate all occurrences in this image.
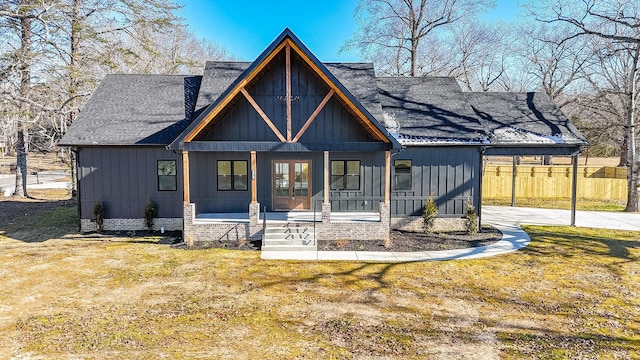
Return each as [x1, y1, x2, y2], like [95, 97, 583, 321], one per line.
[394, 159, 412, 190]
[217, 160, 248, 191]
[331, 160, 360, 190]
[157, 160, 177, 191]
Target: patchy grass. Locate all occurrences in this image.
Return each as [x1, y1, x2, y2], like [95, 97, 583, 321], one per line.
[0, 218, 638, 359]
[27, 188, 72, 201]
[483, 197, 626, 212]
[0, 200, 76, 242]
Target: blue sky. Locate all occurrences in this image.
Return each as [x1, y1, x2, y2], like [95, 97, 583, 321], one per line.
[178, 0, 524, 62]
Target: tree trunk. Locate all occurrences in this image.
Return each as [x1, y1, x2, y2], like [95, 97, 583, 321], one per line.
[619, 137, 628, 167]
[14, 130, 28, 197]
[624, 47, 639, 212]
[14, 8, 31, 198]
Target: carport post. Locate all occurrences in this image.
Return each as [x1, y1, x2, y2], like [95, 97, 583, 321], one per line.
[571, 154, 578, 226]
[511, 155, 517, 207]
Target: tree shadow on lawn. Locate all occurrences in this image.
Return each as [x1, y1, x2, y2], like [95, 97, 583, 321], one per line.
[0, 198, 183, 244]
[251, 261, 406, 294]
[0, 199, 78, 243]
[248, 258, 638, 356]
[496, 322, 640, 357]
[521, 226, 640, 261]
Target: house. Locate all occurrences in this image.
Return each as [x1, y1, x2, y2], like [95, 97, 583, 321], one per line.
[59, 29, 587, 246]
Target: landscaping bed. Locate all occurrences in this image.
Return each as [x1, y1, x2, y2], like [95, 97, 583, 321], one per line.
[182, 227, 502, 251]
[318, 226, 502, 251]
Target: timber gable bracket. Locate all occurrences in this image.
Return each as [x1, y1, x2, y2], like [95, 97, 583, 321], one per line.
[169, 28, 400, 151]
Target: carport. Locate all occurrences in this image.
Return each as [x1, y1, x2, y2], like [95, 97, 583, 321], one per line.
[468, 92, 588, 226]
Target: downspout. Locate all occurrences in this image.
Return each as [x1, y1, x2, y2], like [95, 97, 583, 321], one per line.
[511, 155, 517, 207]
[73, 148, 81, 232]
[570, 148, 581, 226]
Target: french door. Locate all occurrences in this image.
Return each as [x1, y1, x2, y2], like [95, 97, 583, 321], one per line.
[273, 160, 311, 210]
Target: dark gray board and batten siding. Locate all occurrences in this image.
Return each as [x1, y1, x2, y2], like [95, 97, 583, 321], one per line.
[202, 52, 374, 144]
[77, 147, 183, 219]
[188, 151, 386, 213]
[391, 146, 480, 217]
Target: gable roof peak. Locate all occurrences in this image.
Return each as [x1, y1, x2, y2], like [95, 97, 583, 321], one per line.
[170, 28, 400, 149]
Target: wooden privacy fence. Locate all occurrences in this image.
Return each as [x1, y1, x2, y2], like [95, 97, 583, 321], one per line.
[482, 165, 627, 200]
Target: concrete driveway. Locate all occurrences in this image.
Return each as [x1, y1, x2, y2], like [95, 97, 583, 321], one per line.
[482, 206, 640, 231]
[0, 170, 70, 195]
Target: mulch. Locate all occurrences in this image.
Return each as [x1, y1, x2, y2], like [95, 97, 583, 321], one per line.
[188, 227, 502, 252]
[317, 227, 502, 252]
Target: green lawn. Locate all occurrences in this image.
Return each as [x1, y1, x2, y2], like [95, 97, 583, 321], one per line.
[0, 203, 638, 359]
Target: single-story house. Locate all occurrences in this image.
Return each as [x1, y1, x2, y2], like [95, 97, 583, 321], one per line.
[59, 29, 587, 246]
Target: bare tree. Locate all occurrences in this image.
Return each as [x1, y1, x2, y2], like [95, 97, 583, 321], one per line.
[534, 0, 640, 211]
[1, 0, 189, 197]
[0, 0, 56, 197]
[519, 23, 591, 108]
[448, 21, 511, 91]
[343, 0, 495, 76]
[575, 36, 637, 166]
[110, 25, 230, 75]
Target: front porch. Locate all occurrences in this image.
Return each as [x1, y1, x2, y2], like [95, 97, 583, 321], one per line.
[182, 202, 390, 246]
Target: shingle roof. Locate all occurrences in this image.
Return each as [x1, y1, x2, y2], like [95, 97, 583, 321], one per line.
[468, 92, 587, 146]
[59, 74, 201, 146]
[376, 77, 488, 145]
[195, 62, 248, 112]
[59, 37, 585, 150]
[325, 63, 385, 122]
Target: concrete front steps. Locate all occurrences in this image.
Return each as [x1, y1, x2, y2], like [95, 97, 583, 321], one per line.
[262, 225, 317, 251]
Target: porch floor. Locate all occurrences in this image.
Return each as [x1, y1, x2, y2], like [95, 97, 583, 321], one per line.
[195, 211, 381, 223]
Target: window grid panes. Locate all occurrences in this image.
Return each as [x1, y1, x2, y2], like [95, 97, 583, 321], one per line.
[330, 160, 360, 190]
[218, 160, 248, 191]
[394, 159, 412, 190]
[157, 160, 177, 191]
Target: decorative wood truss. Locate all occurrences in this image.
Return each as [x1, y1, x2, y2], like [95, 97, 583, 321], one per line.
[182, 37, 392, 145]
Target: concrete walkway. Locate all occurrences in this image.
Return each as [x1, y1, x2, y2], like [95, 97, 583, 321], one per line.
[261, 206, 640, 262]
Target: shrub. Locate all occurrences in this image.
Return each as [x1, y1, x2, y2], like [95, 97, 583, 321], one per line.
[423, 196, 438, 233]
[93, 201, 104, 232]
[336, 239, 349, 249]
[465, 198, 478, 234]
[144, 200, 156, 231]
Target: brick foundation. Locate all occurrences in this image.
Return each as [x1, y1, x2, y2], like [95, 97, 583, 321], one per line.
[183, 203, 262, 246]
[80, 218, 183, 233]
[390, 216, 470, 232]
[316, 201, 390, 241]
